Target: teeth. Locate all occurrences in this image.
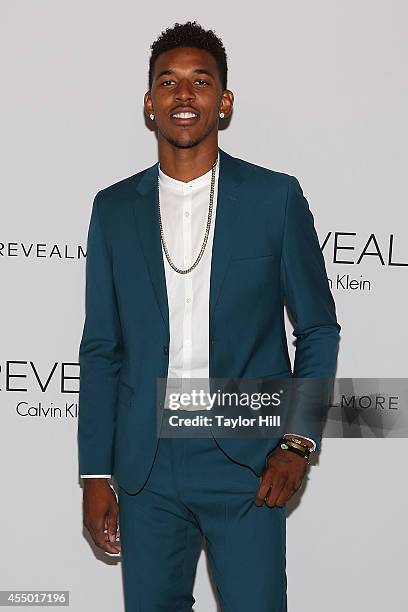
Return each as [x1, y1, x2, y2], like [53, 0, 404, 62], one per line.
[172, 112, 197, 119]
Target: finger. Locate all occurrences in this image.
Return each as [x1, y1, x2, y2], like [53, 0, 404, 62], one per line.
[264, 478, 287, 507]
[102, 534, 121, 554]
[115, 524, 120, 542]
[254, 480, 272, 506]
[103, 526, 121, 544]
[101, 541, 121, 554]
[90, 514, 119, 554]
[254, 464, 285, 506]
[274, 481, 296, 507]
[106, 507, 119, 543]
[95, 526, 121, 554]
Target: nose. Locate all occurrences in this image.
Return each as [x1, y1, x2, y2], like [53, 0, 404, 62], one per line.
[174, 78, 195, 102]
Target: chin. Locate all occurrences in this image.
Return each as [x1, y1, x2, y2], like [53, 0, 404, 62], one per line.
[166, 135, 203, 149]
[160, 123, 214, 149]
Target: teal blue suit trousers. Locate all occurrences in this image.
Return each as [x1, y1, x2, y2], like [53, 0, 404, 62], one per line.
[118, 434, 286, 612]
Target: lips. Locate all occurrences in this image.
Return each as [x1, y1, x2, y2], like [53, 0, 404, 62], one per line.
[169, 107, 200, 125]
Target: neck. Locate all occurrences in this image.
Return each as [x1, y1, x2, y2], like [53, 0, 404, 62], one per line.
[158, 137, 219, 183]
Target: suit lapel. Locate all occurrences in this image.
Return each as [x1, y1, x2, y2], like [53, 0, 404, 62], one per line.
[208, 148, 244, 328]
[132, 160, 169, 335]
[131, 146, 245, 338]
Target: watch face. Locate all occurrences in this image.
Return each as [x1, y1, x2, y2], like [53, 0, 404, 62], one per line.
[280, 443, 288, 449]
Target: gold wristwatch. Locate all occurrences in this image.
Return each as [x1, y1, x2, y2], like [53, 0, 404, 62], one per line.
[279, 437, 311, 461]
[283, 435, 315, 451]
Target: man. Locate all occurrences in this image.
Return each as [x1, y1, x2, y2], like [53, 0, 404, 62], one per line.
[78, 20, 340, 612]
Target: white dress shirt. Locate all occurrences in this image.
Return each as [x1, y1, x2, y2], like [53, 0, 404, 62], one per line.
[160, 151, 220, 408]
[81, 152, 315, 480]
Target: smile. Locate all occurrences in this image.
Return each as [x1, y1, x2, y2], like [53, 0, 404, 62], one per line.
[171, 112, 198, 119]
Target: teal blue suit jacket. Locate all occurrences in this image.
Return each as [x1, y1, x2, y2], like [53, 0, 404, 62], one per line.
[77, 147, 341, 494]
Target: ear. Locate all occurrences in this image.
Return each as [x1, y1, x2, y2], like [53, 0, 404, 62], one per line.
[144, 91, 153, 116]
[220, 89, 234, 118]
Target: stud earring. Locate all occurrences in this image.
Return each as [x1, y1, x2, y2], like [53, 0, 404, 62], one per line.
[219, 112, 225, 118]
[149, 113, 155, 120]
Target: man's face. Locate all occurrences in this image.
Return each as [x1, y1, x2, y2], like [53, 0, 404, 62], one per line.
[145, 46, 233, 149]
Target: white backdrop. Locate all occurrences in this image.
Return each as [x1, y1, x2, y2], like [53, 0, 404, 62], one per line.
[1, 1, 407, 610]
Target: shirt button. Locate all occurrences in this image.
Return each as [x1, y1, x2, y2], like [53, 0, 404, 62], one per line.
[163, 345, 169, 354]
[186, 297, 191, 303]
[184, 211, 190, 217]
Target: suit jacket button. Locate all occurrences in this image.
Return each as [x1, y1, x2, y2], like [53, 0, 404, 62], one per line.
[163, 345, 169, 355]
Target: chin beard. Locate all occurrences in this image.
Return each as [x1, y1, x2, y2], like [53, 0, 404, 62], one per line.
[165, 135, 203, 149]
[161, 124, 214, 149]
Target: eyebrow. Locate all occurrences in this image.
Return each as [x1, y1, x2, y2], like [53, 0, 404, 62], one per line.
[155, 68, 215, 81]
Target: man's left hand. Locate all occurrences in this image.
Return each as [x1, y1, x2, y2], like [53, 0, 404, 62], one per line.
[254, 447, 309, 508]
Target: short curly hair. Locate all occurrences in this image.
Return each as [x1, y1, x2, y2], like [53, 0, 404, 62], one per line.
[148, 21, 228, 90]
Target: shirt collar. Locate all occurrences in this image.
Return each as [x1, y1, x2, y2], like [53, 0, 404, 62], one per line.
[158, 150, 220, 191]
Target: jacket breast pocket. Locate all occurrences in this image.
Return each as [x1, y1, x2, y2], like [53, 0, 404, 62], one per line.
[229, 253, 277, 264]
[226, 253, 279, 290]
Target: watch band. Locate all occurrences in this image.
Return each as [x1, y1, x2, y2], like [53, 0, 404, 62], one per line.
[279, 439, 311, 461]
[282, 439, 309, 453]
[283, 435, 316, 452]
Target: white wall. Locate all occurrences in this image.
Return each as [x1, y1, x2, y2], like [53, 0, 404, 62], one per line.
[1, 1, 407, 610]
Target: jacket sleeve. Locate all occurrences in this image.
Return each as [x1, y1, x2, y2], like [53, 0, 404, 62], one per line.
[77, 192, 123, 476]
[280, 176, 341, 452]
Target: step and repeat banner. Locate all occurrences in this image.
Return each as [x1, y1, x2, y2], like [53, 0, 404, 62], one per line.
[1, 2, 407, 611]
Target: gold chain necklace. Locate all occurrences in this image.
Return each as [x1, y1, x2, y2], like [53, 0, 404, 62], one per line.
[158, 158, 218, 274]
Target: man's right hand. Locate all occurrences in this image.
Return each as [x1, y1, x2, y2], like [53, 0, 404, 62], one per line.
[83, 478, 121, 555]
